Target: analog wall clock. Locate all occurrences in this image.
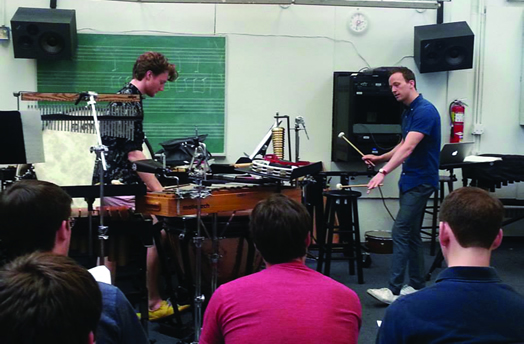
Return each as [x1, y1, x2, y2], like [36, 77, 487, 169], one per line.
[348, 12, 369, 34]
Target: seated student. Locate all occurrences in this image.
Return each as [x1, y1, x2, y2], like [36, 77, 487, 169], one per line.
[0, 252, 102, 344]
[377, 187, 524, 343]
[200, 194, 362, 344]
[0, 180, 149, 344]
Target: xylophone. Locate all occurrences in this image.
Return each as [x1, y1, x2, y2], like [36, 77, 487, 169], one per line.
[136, 183, 301, 217]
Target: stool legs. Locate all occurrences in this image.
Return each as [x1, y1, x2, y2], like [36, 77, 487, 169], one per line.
[321, 196, 364, 284]
[316, 197, 329, 273]
[323, 199, 336, 276]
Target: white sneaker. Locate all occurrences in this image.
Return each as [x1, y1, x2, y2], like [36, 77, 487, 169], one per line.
[367, 288, 399, 305]
[400, 285, 418, 296]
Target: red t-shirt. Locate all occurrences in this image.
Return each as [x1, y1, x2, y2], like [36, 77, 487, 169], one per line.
[200, 261, 362, 344]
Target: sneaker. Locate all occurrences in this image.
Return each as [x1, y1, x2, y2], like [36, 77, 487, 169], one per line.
[367, 288, 399, 305]
[148, 301, 190, 321]
[400, 285, 418, 296]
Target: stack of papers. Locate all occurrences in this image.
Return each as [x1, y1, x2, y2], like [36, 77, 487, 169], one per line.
[463, 155, 502, 163]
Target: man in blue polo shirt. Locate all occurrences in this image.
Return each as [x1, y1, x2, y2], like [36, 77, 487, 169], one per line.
[377, 187, 524, 343]
[363, 66, 441, 304]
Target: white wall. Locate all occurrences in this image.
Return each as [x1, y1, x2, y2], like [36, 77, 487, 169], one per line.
[2, 0, 524, 235]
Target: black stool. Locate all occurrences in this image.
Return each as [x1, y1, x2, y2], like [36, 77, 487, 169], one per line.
[421, 175, 455, 255]
[317, 189, 364, 284]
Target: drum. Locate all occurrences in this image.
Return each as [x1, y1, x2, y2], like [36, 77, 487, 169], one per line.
[165, 213, 263, 299]
[365, 230, 393, 254]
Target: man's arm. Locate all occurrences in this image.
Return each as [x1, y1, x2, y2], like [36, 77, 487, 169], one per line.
[366, 131, 424, 192]
[362, 141, 403, 165]
[128, 150, 163, 192]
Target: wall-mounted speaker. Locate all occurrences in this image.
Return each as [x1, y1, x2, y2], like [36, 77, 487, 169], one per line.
[11, 7, 77, 60]
[414, 21, 474, 74]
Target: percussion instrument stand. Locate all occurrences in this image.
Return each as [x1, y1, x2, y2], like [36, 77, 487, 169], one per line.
[84, 91, 110, 266]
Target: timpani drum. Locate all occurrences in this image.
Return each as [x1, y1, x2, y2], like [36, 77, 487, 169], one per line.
[365, 230, 393, 254]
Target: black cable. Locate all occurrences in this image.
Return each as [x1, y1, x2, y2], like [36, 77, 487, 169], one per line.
[357, 123, 401, 151]
[378, 186, 396, 222]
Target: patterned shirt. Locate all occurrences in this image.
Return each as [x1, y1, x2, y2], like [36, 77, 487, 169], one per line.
[92, 83, 145, 185]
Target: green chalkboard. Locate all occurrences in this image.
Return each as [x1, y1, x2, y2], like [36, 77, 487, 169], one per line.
[37, 33, 226, 154]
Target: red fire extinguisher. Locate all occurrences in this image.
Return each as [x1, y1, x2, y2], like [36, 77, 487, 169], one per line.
[450, 100, 466, 143]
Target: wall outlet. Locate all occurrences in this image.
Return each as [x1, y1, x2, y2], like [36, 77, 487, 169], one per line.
[0, 26, 10, 41]
[472, 124, 484, 135]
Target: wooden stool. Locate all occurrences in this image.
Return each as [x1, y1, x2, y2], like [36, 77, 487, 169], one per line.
[318, 189, 364, 284]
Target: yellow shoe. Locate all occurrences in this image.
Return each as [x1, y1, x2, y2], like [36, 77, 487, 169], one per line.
[148, 301, 190, 321]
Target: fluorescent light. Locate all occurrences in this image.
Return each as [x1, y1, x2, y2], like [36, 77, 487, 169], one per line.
[106, 0, 444, 9]
[293, 0, 440, 9]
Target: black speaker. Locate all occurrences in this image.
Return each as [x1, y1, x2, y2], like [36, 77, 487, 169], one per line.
[414, 21, 474, 73]
[11, 7, 77, 60]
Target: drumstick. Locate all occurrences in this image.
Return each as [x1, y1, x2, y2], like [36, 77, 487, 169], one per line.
[336, 183, 383, 189]
[338, 132, 375, 167]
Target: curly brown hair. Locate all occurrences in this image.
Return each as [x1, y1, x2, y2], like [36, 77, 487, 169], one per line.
[132, 51, 178, 81]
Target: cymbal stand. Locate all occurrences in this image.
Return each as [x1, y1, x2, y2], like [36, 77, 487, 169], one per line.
[188, 137, 211, 344]
[84, 91, 110, 266]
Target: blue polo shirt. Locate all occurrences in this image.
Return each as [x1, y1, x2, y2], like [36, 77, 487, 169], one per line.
[377, 267, 524, 344]
[399, 94, 441, 193]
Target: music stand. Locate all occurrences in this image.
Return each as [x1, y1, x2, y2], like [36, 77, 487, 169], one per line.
[0, 110, 45, 164]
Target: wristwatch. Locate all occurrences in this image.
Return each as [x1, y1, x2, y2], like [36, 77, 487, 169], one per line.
[378, 168, 388, 176]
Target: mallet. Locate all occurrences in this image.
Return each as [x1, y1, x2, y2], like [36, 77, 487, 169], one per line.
[338, 132, 375, 167]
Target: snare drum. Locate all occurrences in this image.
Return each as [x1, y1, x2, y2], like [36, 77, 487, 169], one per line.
[365, 230, 393, 254]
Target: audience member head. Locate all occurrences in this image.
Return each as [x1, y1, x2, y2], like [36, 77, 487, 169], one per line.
[250, 194, 311, 265]
[439, 187, 504, 249]
[0, 180, 72, 262]
[0, 252, 102, 344]
[132, 51, 178, 82]
[388, 66, 417, 89]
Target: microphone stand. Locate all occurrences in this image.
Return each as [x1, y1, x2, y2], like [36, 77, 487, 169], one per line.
[83, 91, 110, 265]
[188, 137, 211, 344]
[294, 116, 309, 163]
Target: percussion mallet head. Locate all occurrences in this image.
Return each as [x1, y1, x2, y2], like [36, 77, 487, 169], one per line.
[338, 132, 345, 138]
[336, 183, 343, 190]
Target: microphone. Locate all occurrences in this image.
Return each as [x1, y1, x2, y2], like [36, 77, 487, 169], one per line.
[295, 116, 309, 139]
[132, 159, 167, 174]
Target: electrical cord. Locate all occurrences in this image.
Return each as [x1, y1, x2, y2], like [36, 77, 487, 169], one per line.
[359, 124, 400, 151]
[378, 185, 396, 222]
